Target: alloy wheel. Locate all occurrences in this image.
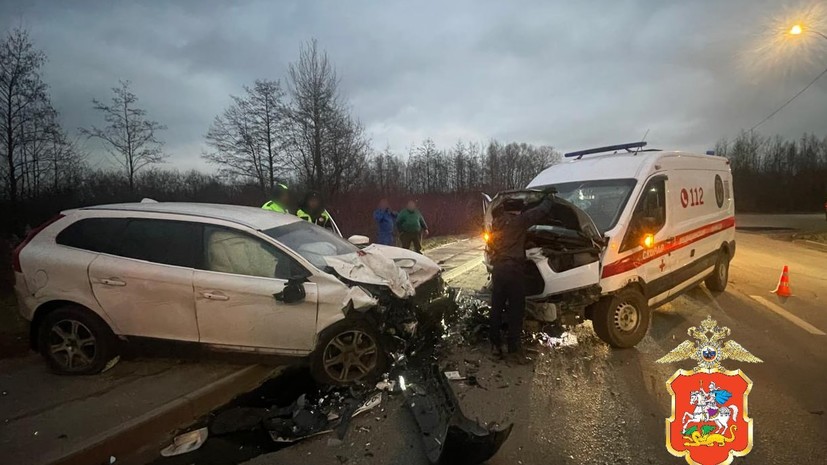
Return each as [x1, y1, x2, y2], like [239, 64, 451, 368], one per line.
[48, 319, 97, 370]
[322, 329, 379, 383]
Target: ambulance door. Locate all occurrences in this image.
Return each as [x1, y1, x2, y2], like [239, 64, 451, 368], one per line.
[618, 175, 675, 304]
[666, 169, 728, 298]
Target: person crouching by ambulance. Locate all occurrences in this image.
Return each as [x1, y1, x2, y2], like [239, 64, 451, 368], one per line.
[297, 191, 334, 232]
[488, 194, 554, 363]
[262, 183, 291, 214]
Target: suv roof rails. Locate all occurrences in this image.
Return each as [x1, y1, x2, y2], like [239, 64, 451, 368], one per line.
[564, 141, 660, 159]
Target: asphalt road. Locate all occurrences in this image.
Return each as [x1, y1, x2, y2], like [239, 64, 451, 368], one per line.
[255, 227, 827, 465]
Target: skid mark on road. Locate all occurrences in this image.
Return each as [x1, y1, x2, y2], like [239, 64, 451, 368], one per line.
[750, 295, 826, 336]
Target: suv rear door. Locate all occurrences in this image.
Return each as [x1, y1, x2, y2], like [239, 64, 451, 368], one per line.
[88, 218, 201, 341]
[193, 225, 319, 353]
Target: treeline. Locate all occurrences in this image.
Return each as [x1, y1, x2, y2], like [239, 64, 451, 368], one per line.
[0, 26, 560, 237]
[715, 131, 827, 212]
[366, 140, 559, 194]
[3, 25, 826, 239]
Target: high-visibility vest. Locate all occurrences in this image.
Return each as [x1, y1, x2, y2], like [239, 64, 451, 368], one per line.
[262, 201, 289, 214]
[297, 209, 332, 228]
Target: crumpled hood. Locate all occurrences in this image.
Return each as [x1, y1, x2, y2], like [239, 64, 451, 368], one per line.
[323, 244, 441, 298]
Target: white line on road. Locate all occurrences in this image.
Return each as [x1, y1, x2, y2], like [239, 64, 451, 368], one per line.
[749, 295, 826, 336]
[443, 256, 485, 282]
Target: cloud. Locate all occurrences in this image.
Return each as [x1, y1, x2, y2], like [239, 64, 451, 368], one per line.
[2, 0, 826, 169]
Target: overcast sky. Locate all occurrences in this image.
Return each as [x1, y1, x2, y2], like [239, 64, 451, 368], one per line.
[2, 0, 826, 172]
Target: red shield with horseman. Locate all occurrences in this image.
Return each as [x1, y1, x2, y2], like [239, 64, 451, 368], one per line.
[666, 368, 753, 465]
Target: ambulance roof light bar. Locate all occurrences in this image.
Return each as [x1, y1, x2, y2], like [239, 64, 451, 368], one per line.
[564, 141, 649, 159]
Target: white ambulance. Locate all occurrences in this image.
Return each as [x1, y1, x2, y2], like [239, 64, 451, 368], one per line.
[483, 142, 735, 348]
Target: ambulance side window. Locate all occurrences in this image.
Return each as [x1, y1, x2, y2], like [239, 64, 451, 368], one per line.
[621, 177, 666, 252]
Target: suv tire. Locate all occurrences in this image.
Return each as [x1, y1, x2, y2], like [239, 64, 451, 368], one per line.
[38, 305, 119, 375]
[310, 319, 388, 386]
[591, 288, 651, 348]
[705, 249, 730, 292]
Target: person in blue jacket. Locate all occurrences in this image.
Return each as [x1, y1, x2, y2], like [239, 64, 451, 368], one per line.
[373, 198, 397, 245]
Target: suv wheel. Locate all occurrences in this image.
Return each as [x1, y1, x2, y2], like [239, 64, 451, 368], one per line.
[38, 305, 118, 375]
[310, 320, 388, 386]
[591, 288, 651, 348]
[705, 249, 730, 292]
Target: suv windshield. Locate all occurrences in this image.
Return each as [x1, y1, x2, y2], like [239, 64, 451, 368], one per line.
[264, 221, 357, 270]
[537, 179, 637, 233]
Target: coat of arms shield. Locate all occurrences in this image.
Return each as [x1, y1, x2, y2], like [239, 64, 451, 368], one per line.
[657, 316, 762, 465]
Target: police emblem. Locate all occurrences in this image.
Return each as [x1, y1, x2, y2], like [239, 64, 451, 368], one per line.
[657, 316, 762, 465]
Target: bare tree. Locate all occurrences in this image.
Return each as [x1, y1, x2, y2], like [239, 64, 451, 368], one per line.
[0, 27, 49, 214]
[81, 80, 166, 191]
[284, 39, 368, 195]
[204, 79, 286, 192]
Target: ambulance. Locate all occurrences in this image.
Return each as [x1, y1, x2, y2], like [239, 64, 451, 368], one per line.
[483, 142, 735, 348]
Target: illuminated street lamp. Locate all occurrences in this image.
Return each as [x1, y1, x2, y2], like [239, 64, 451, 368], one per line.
[788, 23, 827, 40]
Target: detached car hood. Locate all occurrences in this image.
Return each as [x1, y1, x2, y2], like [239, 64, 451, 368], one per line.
[323, 244, 440, 298]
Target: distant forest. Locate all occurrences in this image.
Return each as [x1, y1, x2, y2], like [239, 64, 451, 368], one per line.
[716, 131, 827, 213]
[1, 26, 825, 240]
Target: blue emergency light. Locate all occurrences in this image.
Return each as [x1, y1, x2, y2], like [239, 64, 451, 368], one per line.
[564, 141, 648, 159]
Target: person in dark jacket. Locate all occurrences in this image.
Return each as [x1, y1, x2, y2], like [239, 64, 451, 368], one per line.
[373, 198, 397, 245]
[396, 200, 429, 253]
[296, 191, 334, 232]
[488, 194, 554, 362]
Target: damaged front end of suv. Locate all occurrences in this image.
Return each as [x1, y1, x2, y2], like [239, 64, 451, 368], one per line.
[484, 190, 606, 328]
[310, 244, 453, 385]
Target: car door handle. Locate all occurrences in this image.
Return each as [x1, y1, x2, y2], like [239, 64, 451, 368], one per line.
[100, 278, 126, 287]
[201, 292, 229, 301]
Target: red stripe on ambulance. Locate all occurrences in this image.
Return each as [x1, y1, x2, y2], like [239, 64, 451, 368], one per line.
[601, 216, 735, 279]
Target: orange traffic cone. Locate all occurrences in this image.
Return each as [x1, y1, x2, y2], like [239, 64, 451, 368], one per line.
[772, 265, 792, 297]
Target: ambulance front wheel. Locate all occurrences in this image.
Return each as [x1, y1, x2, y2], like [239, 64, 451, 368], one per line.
[591, 288, 650, 348]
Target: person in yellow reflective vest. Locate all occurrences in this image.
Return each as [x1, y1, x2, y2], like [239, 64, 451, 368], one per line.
[296, 190, 334, 231]
[261, 183, 291, 214]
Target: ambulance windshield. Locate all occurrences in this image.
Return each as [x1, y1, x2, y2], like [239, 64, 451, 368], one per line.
[545, 178, 637, 233]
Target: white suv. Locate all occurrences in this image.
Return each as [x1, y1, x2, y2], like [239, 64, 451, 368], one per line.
[13, 202, 441, 384]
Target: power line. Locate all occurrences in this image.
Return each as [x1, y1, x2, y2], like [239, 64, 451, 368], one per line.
[750, 64, 827, 132]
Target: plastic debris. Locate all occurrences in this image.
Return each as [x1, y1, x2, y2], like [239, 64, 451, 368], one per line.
[538, 331, 578, 348]
[405, 365, 512, 464]
[160, 427, 208, 457]
[101, 355, 120, 373]
[267, 391, 383, 443]
[444, 371, 465, 381]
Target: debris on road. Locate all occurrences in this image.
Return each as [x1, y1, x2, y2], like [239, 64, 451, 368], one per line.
[160, 427, 208, 457]
[444, 370, 465, 381]
[404, 364, 513, 465]
[210, 384, 384, 446]
[536, 330, 578, 348]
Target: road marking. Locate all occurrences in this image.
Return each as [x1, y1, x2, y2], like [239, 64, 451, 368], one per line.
[443, 256, 485, 282]
[802, 240, 827, 251]
[749, 295, 826, 336]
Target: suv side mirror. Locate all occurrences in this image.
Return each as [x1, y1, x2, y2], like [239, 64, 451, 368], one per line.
[348, 235, 370, 246]
[274, 278, 306, 304]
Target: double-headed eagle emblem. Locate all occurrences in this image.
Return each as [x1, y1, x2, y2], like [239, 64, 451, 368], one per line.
[656, 316, 762, 371]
